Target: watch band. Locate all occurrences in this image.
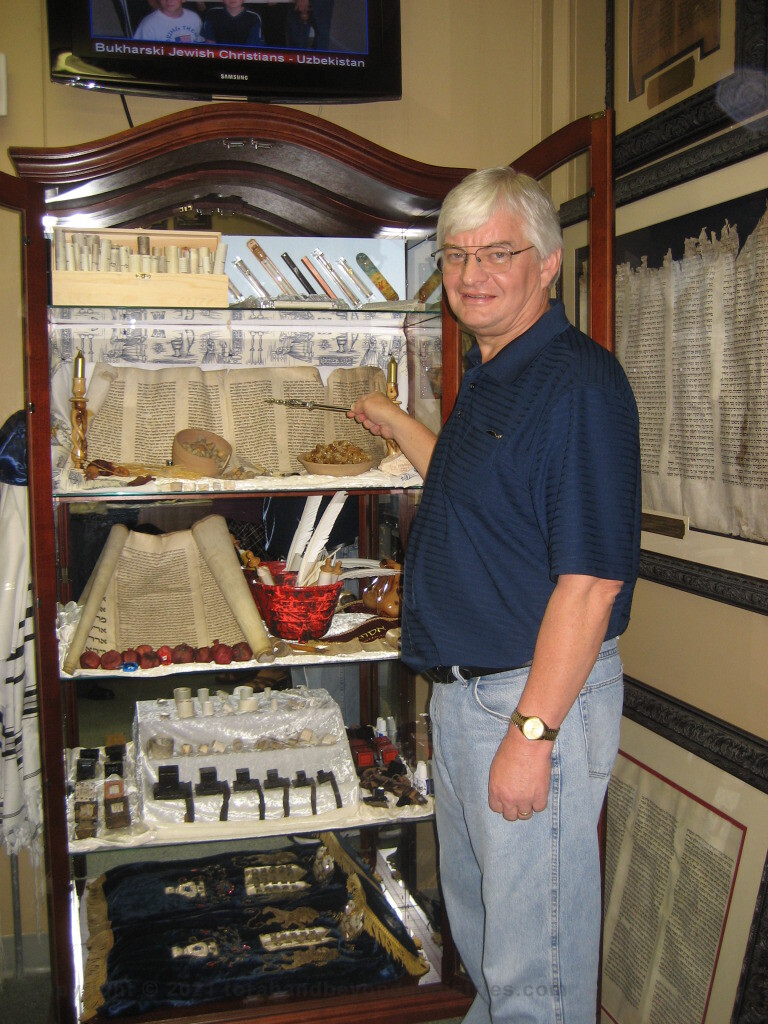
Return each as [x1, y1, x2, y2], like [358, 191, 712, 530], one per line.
[510, 709, 559, 742]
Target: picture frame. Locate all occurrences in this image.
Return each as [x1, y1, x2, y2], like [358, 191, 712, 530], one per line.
[604, 679, 768, 1023]
[607, 0, 768, 174]
[560, 145, 768, 610]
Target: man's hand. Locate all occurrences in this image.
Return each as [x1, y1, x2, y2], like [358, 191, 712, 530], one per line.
[348, 391, 399, 440]
[485, 572, 623, 820]
[348, 392, 437, 478]
[488, 726, 553, 821]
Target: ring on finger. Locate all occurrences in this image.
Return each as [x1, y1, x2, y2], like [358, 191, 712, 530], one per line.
[518, 809, 533, 818]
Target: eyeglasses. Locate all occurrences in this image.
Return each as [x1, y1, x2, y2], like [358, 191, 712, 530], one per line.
[432, 244, 535, 274]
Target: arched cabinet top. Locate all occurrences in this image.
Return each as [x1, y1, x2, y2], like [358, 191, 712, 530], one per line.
[9, 103, 613, 349]
[10, 102, 475, 234]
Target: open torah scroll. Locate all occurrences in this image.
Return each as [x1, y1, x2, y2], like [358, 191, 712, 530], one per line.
[84, 364, 388, 475]
[62, 515, 272, 674]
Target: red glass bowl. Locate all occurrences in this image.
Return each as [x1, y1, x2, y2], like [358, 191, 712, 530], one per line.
[244, 561, 343, 641]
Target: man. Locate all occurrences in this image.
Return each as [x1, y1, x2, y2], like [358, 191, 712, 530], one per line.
[349, 167, 641, 1023]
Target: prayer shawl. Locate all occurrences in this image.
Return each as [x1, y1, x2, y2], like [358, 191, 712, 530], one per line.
[0, 483, 42, 853]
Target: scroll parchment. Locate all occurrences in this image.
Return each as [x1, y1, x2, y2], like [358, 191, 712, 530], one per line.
[62, 514, 272, 674]
[607, 204, 768, 543]
[84, 364, 387, 475]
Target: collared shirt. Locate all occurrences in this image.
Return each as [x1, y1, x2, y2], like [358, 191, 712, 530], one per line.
[401, 301, 641, 672]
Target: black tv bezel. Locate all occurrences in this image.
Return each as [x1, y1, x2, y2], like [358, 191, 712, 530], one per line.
[46, 0, 402, 104]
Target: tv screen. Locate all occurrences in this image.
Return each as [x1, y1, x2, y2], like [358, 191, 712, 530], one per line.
[47, 0, 401, 104]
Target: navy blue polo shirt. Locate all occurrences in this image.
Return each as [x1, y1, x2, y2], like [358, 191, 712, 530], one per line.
[401, 301, 641, 672]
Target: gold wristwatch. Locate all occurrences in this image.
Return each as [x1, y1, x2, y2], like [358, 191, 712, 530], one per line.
[510, 709, 559, 741]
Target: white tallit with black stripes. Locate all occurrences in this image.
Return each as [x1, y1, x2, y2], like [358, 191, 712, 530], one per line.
[0, 483, 42, 854]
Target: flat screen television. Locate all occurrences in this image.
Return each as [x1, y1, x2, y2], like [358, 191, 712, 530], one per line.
[47, 0, 401, 104]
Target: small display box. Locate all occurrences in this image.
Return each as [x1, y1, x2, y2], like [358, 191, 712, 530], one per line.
[51, 227, 229, 308]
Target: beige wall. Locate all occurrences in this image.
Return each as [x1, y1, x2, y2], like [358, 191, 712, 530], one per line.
[0, 847, 43, 950]
[621, 580, 768, 735]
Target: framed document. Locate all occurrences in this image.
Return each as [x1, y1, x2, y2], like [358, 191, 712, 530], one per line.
[602, 680, 768, 1023]
[563, 149, 768, 605]
[609, 0, 768, 173]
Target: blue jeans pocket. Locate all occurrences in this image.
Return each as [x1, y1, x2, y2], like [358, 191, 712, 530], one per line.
[471, 671, 527, 724]
[578, 668, 623, 780]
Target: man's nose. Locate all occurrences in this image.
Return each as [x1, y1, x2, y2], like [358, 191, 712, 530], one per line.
[459, 253, 488, 281]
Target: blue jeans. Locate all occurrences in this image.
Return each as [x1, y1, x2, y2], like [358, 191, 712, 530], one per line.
[430, 639, 623, 1024]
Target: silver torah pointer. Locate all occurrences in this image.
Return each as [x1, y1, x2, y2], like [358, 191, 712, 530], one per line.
[264, 398, 351, 413]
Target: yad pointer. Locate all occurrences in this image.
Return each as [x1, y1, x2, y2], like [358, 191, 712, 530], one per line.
[265, 398, 352, 413]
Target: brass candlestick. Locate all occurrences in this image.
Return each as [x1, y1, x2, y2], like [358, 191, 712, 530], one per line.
[386, 355, 401, 456]
[71, 350, 88, 468]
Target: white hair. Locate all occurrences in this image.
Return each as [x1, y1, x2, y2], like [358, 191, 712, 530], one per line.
[437, 167, 563, 278]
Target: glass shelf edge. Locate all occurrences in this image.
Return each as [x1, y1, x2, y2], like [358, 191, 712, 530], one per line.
[67, 801, 435, 855]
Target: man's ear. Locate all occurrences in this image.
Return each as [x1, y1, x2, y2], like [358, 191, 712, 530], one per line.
[539, 248, 562, 290]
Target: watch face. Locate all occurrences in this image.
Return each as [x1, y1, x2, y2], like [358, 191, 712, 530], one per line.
[522, 716, 545, 740]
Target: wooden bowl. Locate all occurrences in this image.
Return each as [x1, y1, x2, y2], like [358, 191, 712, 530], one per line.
[298, 455, 376, 477]
[172, 428, 232, 477]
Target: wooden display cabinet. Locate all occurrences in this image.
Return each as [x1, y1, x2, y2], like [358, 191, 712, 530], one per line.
[1, 102, 613, 1024]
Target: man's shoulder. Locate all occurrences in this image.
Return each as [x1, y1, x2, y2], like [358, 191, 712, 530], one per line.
[548, 320, 627, 384]
[535, 324, 636, 424]
[533, 302, 612, 365]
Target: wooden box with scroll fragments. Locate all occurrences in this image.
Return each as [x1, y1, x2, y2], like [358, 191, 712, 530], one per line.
[50, 228, 229, 308]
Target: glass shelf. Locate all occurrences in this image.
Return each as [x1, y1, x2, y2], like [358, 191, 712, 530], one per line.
[52, 473, 421, 501]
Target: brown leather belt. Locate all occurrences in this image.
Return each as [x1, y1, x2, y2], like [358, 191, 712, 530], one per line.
[426, 662, 533, 684]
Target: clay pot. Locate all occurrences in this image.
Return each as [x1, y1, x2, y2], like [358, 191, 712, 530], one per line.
[361, 560, 402, 618]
